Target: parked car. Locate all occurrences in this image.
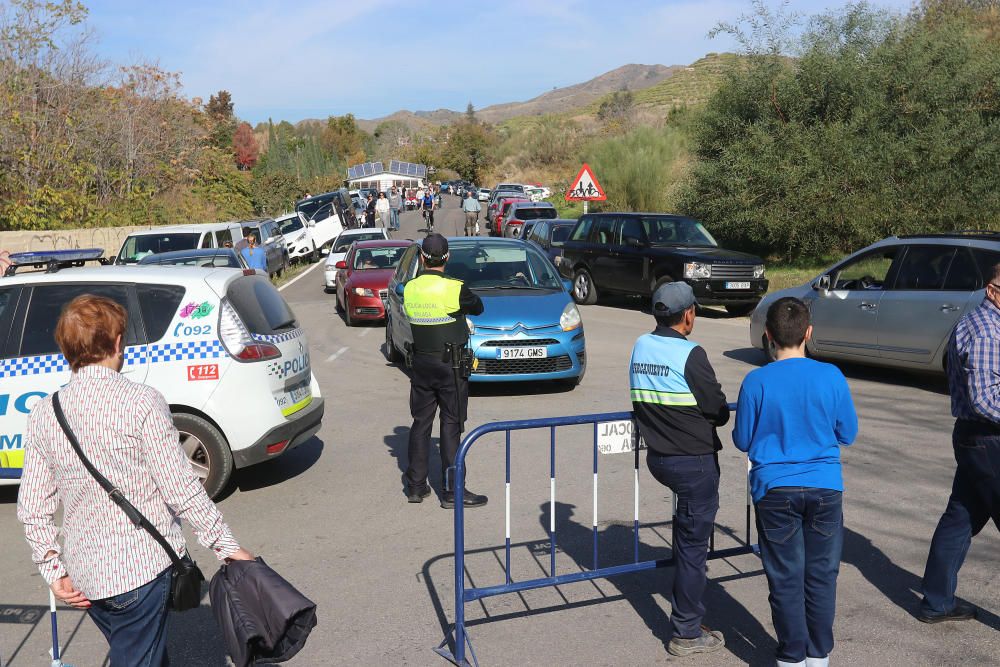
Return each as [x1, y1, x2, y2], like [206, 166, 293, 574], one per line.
[750, 231, 1000, 371]
[0, 253, 324, 497]
[492, 197, 531, 236]
[491, 183, 525, 195]
[334, 240, 413, 326]
[477, 188, 491, 202]
[526, 219, 577, 268]
[296, 188, 357, 233]
[239, 218, 290, 278]
[486, 188, 524, 221]
[559, 212, 767, 314]
[136, 248, 257, 272]
[503, 201, 558, 238]
[385, 237, 586, 386]
[276, 212, 321, 264]
[115, 222, 244, 265]
[323, 227, 390, 291]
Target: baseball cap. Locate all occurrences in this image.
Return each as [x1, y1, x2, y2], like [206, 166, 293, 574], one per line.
[652, 281, 698, 316]
[421, 233, 449, 259]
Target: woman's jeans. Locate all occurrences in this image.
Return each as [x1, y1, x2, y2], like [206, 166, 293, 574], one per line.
[756, 487, 843, 663]
[646, 452, 720, 639]
[88, 566, 172, 667]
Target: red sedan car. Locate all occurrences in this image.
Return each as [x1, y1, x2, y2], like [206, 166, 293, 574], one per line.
[335, 240, 413, 326]
[492, 197, 530, 236]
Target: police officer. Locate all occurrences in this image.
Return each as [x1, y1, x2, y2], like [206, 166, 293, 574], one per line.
[403, 233, 488, 508]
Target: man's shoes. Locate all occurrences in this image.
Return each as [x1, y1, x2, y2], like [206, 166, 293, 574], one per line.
[440, 489, 488, 509]
[917, 601, 977, 624]
[403, 474, 431, 503]
[667, 626, 725, 656]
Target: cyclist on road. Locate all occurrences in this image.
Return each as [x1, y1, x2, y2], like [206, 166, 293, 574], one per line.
[421, 188, 436, 230]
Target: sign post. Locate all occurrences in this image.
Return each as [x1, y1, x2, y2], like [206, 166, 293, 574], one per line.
[565, 163, 606, 214]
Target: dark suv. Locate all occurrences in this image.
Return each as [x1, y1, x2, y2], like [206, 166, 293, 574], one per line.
[559, 213, 768, 315]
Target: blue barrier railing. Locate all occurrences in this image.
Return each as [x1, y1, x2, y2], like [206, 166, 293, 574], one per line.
[435, 404, 757, 667]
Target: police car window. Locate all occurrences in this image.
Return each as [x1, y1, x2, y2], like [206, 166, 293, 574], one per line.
[226, 277, 297, 335]
[136, 285, 186, 342]
[20, 285, 136, 357]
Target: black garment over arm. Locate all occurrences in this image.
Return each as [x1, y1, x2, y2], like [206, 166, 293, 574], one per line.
[452, 283, 483, 317]
[684, 346, 730, 427]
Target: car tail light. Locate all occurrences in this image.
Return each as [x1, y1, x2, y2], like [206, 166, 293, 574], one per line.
[218, 299, 282, 362]
[266, 439, 289, 455]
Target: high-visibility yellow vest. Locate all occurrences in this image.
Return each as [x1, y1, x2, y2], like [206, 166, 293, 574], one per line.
[404, 272, 469, 353]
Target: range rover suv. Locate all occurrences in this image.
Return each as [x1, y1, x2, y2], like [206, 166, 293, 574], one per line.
[559, 213, 768, 315]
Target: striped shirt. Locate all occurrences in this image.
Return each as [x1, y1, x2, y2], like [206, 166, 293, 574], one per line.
[17, 365, 240, 600]
[948, 297, 1000, 424]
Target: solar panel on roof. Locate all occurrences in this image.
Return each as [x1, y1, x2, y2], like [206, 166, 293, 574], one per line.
[372, 162, 383, 174]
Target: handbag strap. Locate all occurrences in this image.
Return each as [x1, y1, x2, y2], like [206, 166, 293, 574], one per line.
[52, 392, 183, 568]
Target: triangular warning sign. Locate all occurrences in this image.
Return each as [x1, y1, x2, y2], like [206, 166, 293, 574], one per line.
[565, 163, 606, 201]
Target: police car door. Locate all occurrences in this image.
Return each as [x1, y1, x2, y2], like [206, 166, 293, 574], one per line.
[1, 283, 149, 474]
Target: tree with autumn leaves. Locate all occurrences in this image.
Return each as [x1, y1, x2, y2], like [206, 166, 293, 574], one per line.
[232, 122, 258, 170]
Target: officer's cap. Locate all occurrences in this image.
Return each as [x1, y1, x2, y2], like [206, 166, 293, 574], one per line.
[421, 233, 449, 260]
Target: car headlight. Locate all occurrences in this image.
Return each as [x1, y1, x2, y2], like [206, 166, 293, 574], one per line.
[753, 264, 765, 279]
[560, 302, 582, 331]
[353, 287, 374, 297]
[683, 262, 712, 279]
[466, 318, 475, 335]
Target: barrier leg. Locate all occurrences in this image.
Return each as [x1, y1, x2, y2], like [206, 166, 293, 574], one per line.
[592, 422, 598, 570]
[505, 431, 511, 585]
[549, 426, 556, 578]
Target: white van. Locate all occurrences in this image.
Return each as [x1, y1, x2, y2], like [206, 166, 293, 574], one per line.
[276, 211, 343, 263]
[115, 222, 245, 265]
[0, 254, 324, 497]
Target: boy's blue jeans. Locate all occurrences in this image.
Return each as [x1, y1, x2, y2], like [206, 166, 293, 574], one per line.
[756, 487, 843, 663]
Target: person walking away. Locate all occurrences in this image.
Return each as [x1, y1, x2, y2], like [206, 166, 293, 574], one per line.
[421, 188, 436, 229]
[462, 190, 482, 236]
[241, 233, 268, 273]
[376, 191, 391, 228]
[919, 262, 1000, 623]
[733, 297, 858, 667]
[365, 193, 377, 228]
[388, 187, 403, 231]
[629, 281, 730, 656]
[402, 233, 488, 509]
[17, 295, 253, 666]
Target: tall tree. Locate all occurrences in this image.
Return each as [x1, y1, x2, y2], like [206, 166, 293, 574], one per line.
[206, 90, 236, 148]
[321, 113, 367, 163]
[233, 122, 259, 170]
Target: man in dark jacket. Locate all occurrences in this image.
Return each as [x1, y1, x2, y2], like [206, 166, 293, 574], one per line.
[629, 281, 729, 657]
[364, 193, 376, 228]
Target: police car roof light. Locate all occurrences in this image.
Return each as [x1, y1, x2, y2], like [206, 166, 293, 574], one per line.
[6, 248, 109, 276]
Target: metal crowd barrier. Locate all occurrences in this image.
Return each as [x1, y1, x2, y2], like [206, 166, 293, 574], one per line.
[435, 404, 758, 667]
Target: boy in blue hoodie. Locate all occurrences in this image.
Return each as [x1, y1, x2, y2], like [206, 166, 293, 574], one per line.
[733, 297, 858, 667]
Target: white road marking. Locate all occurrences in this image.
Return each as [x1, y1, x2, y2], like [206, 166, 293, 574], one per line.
[326, 346, 349, 362]
[359, 328, 373, 337]
[278, 261, 324, 292]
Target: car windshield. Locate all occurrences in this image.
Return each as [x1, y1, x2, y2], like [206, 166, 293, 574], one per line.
[551, 226, 572, 244]
[641, 217, 717, 247]
[352, 246, 407, 270]
[280, 216, 304, 235]
[119, 233, 201, 263]
[445, 243, 562, 290]
[334, 233, 385, 253]
[516, 207, 557, 221]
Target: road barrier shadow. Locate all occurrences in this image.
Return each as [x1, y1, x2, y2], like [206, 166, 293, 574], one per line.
[421, 501, 771, 665]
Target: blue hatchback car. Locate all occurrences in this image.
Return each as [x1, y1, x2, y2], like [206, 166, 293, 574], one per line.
[384, 237, 586, 386]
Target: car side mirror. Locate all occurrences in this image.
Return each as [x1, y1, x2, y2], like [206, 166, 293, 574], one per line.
[335, 260, 347, 270]
[320, 248, 329, 256]
[394, 282, 405, 299]
[814, 274, 831, 291]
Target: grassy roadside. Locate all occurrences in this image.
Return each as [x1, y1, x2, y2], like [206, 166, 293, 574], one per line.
[766, 264, 827, 292]
[273, 258, 320, 289]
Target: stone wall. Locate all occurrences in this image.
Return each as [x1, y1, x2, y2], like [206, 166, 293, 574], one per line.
[0, 226, 154, 256]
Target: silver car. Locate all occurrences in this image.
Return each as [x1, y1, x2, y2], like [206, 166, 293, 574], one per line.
[750, 232, 1000, 373]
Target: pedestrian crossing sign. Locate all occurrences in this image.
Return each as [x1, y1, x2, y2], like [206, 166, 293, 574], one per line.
[565, 163, 606, 201]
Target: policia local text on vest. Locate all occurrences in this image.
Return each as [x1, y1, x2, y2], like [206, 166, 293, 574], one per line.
[402, 234, 488, 509]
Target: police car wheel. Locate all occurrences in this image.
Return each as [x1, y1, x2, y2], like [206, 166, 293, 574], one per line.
[173, 412, 233, 499]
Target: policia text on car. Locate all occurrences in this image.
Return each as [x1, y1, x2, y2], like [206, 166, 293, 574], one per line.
[402, 234, 488, 508]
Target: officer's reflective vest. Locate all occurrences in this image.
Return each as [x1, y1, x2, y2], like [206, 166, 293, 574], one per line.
[404, 272, 468, 353]
[628, 334, 698, 407]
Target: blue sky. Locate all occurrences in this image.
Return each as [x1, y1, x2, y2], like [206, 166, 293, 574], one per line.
[84, 0, 916, 124]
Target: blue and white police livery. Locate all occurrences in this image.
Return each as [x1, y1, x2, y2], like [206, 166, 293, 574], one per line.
[0, 259, 324, 497]
[629, 334, 699, 408]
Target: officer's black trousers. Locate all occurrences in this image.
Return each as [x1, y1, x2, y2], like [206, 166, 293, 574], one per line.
[406, 353, 468, 489]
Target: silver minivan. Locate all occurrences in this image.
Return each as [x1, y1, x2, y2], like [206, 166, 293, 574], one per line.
[750, 232, 1000, 373]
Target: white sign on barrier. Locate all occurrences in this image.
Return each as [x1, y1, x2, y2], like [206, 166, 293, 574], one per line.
[597, 420, 643, 455]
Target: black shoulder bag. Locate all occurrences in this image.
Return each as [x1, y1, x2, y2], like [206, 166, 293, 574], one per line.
[52, 392, 205, 611]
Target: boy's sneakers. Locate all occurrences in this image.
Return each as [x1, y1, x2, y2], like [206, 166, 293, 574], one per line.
[917, 601, 977, 624]
[667, 626, 725, 656]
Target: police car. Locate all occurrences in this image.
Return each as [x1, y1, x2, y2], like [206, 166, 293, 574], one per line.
[0, 250, 324, 498]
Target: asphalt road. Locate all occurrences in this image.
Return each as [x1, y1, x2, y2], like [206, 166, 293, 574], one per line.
[1, 196, 997, 666]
